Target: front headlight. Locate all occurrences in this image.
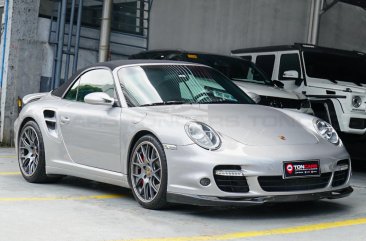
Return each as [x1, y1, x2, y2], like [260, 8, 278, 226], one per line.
[352, 96, 362, 108]
[313, 119, 340, 145]
[185, 122, 221, 150]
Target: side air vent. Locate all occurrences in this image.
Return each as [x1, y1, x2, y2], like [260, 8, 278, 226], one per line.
[43, 110, 58, 138]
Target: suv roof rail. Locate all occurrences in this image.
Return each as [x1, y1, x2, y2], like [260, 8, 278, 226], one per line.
[232, 43, 365, 57]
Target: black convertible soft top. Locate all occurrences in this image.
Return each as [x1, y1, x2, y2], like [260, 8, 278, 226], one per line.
[51, 59, 189, 97]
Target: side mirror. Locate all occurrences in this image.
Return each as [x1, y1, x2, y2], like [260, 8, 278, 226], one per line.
[84, 92, 114, 106]
[273, 80, 284, 88]
[282, 70, 299, 79]
[247, 92, 261, 104]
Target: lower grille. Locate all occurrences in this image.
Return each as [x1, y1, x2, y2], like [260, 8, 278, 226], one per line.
[258, 173, 332, 192]
[213, 165, 249, 193]
[332, 159, 350, 187]
[332, 170, 349, 187]
[349, 118, 366, 129]
[259, 96, 302, 109]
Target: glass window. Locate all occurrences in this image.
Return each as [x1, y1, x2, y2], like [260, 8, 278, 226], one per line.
[178, 54, 271, 86]
[64, 79, 80, 101]
[35, 0, 146, 35]
[255, 55, 275, 79]
[279, 54, 301, 80]
[118, 65, 254, 107]
[64, 69, 115, 102]
[304, 51, 366, 84]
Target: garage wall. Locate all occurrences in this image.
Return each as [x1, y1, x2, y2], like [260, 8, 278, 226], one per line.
[149, 0, 311, 55]
[319, 2, 366, 53]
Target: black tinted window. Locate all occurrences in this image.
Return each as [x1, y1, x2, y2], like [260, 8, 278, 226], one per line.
[64, 69, 115, 102]
[304, 51, 366, 84]
[279, 54, 301, 80]
[255, 55, 275, 79]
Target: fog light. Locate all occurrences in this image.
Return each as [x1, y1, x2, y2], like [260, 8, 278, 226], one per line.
[200, 178, 211, 186]
[215, 170, 244, 176]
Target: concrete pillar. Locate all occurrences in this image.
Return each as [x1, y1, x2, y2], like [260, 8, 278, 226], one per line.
[0, 0, 42, 145]
[98, 0, 113, 62]
[307, 0, 323, 44]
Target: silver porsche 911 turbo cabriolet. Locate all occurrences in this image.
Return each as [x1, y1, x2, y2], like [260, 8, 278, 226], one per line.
[14, 60, 352, 209]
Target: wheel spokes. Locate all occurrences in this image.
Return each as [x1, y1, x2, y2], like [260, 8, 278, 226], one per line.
[131, 141, 162, 202]
[19, 127, 39, 176]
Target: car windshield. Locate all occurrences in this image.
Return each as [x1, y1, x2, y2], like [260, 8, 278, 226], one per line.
[118, 65, 255, 107]
[303, 51, 366, 84]
[183, 54, 272, 86]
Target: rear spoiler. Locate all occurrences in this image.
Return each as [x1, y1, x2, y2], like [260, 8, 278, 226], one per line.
[18, 92, 48, 113]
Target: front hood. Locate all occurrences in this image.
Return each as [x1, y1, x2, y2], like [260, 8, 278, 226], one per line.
[307, 78, 366, 93]
[146, 104, 318, 146]
[233, 81, 303, 99]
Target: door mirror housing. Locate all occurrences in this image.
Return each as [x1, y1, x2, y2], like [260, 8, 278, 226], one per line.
[282, 70, 299, 79]
[84, 92, 114, 106]
[247, 92, 261, 104]
[273, 80, 284, 88]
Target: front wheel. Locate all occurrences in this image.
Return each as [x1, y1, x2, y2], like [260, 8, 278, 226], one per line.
[128, 135, 168, 209]
[18, 121, 62, 183]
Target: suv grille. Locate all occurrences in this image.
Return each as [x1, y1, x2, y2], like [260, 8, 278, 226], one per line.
[258, 173, 332, 192]
[259, 96, 304, 109]
[213, 166, 249, 193]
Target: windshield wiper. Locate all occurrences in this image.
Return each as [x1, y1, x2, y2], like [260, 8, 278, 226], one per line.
[139, 101, 187, 107]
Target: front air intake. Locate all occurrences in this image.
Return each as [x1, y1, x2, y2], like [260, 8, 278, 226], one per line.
[332, 159, 350, 187]
[213, 165, 249, 193]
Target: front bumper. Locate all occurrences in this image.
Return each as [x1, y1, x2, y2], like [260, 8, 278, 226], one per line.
[164, 137, 351, 204]
[167, 186, 353, 206]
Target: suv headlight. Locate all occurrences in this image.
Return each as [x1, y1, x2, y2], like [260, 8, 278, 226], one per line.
[352, 96, 362, 108]
[313, 119, 340, 145]
[185, 122, 221, 150]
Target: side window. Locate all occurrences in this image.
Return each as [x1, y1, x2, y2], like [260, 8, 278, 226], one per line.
[64, 79, 80, 101]
[278, 53, 301, 80]
[64, 69, 115, 102]
[255, 55, 275, 79]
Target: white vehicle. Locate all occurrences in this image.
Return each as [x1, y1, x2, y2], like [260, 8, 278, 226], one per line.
[129, 50, 313, 113]
[232, 43, 366, 136]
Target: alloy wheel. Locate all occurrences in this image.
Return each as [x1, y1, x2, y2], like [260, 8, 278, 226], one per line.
[19, 126, 40, 176]
[131, 141, 162, 203]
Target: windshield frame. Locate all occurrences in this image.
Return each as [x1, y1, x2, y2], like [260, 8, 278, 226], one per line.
[115, 63, 256, 108]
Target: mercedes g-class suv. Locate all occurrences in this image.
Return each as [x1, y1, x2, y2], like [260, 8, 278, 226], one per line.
[232, 43, 366, 136]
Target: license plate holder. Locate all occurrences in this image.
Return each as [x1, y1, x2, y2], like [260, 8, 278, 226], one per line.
[283, 160, 320, 179]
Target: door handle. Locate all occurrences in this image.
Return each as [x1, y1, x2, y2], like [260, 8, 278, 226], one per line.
[60, 116, 70, 124]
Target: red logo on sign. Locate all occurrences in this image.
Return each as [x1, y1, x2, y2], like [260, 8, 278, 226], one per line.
[286, 164, 294, 174]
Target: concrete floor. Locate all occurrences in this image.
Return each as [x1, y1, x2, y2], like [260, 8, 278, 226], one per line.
[0, 147, 365, 241]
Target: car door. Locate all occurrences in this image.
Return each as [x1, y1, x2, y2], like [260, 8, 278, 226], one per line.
[59, 68, 122, 172]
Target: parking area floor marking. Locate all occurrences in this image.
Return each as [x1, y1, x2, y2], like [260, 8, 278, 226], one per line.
[0, 155, 16, 158]
[0, 194, 125, 202]
[0, 172, 21, 176]
[120, 217, 366, 241]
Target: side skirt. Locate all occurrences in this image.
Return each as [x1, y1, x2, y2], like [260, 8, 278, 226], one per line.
[46, 161, 130, 188]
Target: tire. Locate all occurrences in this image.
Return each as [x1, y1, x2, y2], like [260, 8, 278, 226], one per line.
[18, 120, 62, 183]
[128, 135, 168, 210]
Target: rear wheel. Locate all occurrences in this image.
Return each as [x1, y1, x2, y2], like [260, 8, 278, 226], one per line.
[128, 135, 168, 209]
[18, 121, 62, 183]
